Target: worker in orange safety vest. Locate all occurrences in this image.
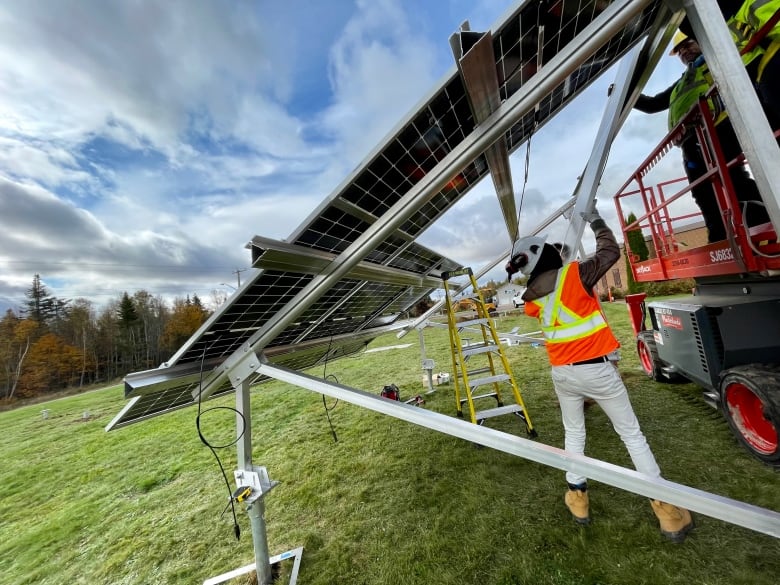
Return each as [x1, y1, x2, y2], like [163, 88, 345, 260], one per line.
[505, 207, 694, 543]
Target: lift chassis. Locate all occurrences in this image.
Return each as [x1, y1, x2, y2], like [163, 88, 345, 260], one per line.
[616, 83, 780, 466]
[626, 277, 780, 467]
[613, 1, 780, 467]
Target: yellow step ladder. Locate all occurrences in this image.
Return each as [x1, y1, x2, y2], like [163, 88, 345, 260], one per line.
[442, 267, 536, 437]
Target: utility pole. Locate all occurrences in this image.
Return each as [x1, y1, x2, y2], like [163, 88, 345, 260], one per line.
[232, 268, 247, 288]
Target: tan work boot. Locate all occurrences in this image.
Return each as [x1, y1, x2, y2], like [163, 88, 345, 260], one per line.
[650, 500, 694, 543]
[564, 488, 590, 525]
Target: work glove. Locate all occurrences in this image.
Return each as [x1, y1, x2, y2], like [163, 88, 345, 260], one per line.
[581, 202, 608, 232]
[505, 254, 526, 280]
[580, 202, 601, 224]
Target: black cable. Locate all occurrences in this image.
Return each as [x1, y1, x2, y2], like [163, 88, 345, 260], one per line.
[321, 336, 339, 442]
[511, 128, 534, 247]
[322, 375, 340, 443]
[195, 344, 247, 541]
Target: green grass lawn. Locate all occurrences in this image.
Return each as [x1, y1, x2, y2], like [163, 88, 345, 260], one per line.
[1, 299, 778, 585]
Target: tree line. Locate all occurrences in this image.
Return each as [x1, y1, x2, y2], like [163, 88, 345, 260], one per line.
[0, 275, 212, 401]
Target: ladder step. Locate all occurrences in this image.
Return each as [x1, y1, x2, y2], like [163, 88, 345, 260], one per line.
[469, 374, 510, 389]
[443, 271, 534, 435]
[458, 318, 489, 328]
[460, 392, 497, 404]
[462, 344, 499, 357]
[461, 367, 492, 377]
[476, 404, 524, 421]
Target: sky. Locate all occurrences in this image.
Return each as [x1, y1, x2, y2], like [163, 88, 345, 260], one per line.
[0, 0, 686, 315]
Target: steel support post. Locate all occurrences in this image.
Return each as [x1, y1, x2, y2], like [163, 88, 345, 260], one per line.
[205, 381, 303, 585]
[236, 381, 273, 585]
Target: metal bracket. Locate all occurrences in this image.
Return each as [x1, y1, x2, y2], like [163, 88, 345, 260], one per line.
[234, 466, 278, 505]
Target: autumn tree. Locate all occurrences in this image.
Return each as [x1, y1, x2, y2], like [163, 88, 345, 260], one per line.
[59, 299, 99, 387]
[95, 301, 121, 381]
[161, 296, 210, 354]
[132, 291, 169, 370]
[19, 333, 83, 396]
[0, 311, 38, 400]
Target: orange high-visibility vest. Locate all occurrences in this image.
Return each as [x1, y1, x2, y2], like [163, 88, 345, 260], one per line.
[525, 262, 619, 366]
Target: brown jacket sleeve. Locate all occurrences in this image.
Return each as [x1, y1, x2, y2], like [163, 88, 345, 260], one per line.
[578, 219, 621, 291]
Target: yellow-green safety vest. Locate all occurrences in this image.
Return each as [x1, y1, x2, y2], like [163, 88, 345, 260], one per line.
[734, 0, 780, 42]
[732, 0, 780, 79]
[668, 61, 721, 130]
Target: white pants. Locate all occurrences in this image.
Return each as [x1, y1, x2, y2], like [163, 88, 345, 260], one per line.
[551, 361, 661, 486]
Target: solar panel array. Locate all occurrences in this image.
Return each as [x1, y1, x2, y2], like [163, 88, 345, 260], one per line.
[108, 0, 665, 430]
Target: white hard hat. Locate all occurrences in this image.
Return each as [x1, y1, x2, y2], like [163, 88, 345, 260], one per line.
[508, 234, 548, 276]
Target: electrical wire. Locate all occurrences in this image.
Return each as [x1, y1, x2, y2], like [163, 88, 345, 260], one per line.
[322, 376, 340, 443]
[321, 336, 339, 442]
[195, 344, 247, 541]
[510, 128, 534, 252]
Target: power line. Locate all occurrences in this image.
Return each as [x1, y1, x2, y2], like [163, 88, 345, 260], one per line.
[0, 259, 238, 272]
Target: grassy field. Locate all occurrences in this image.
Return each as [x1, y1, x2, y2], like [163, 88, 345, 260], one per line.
[0, 299, 778, 585]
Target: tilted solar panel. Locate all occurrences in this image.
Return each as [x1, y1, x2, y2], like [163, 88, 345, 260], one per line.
[108, 0, 668, 430]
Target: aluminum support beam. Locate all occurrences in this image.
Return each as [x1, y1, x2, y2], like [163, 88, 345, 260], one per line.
[682, 0, 780, 231]
[249, 235, 444, 288]
[452, 24, 518, 240]
[198, 0, 654, 401]
[561, 46, 643, 262]
[258, 361, 780, 539]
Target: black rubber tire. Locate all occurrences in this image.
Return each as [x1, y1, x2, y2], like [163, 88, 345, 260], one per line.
[719, 364, 780, 467]
[636, 330, 685, 384]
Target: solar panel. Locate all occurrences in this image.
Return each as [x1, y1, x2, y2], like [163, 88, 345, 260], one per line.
[108, 0, 669, 431]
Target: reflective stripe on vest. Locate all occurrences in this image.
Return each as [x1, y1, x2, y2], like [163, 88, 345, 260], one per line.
[758, 38, 780, 80]
[735, 0, 780, 43]
[525, 262, 619, 365]
[530, 264, 608, 344]
[727, 17, 766, 64]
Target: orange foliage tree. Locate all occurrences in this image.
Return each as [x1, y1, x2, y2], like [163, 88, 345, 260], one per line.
[0, 312, 38, 400]
[19, 333, 85, 397]
[161, 296, 209, 354]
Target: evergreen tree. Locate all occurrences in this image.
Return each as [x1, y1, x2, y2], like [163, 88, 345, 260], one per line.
[24, 274, 68, 325]
[624, 213, 649, 294]
[116, 293, 141, 372]
[117, 292, 139, 326]
[625, 246, 642, 294]
[625, 212, 650, 261]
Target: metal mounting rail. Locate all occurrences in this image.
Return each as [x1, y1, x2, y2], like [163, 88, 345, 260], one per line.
[257, 361, 780, 539]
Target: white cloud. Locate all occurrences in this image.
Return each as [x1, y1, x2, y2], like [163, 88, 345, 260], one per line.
[0, 0, 702, 315]
[0, 136, 93, 188]
[320, 0, 442, 170]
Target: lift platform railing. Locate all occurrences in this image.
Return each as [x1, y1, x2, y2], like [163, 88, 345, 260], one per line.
[613, 92, 780, 283]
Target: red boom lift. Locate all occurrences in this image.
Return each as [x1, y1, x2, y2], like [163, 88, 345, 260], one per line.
[614, 94, 780, 467]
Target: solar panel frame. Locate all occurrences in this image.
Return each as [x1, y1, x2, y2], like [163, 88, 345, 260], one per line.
[108, 0, 669, 430]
